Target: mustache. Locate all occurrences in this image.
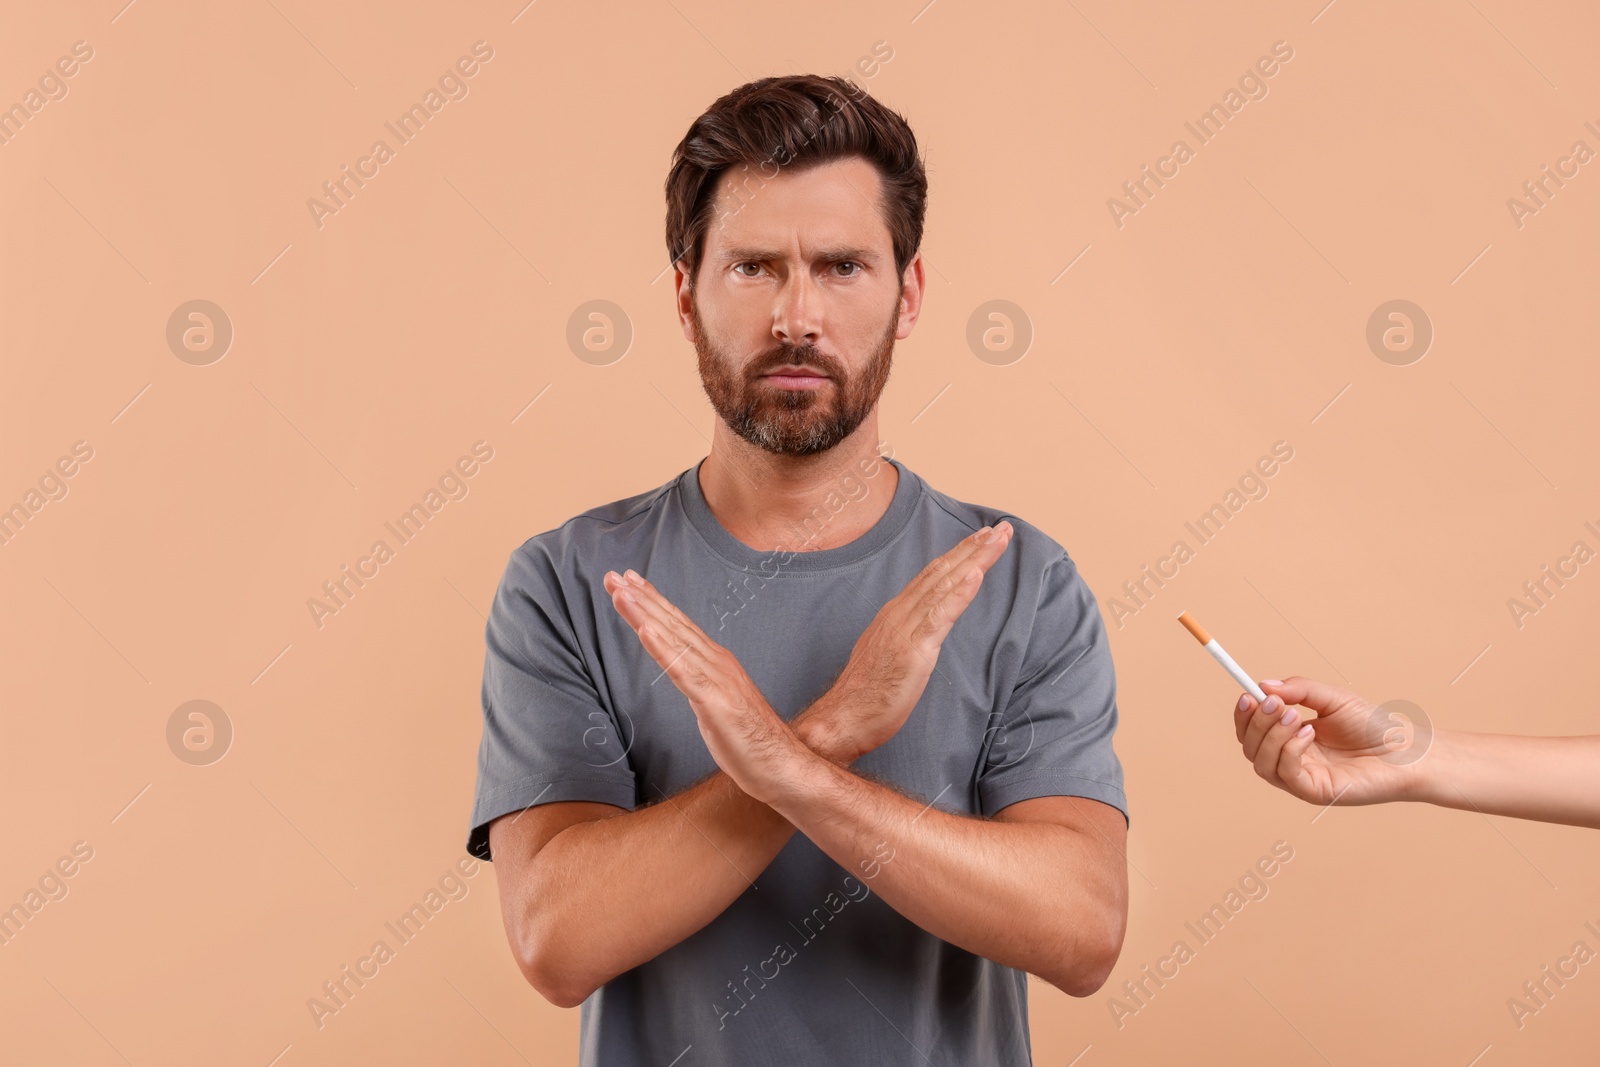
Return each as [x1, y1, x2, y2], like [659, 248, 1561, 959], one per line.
[749, 346, 842, 378]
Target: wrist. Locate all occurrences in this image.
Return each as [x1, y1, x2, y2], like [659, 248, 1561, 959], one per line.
[763, 727, 851, 825]
[748, 723, 834, 811]
[793, 710, 858, 766]
[1396, 728, 1453, 804]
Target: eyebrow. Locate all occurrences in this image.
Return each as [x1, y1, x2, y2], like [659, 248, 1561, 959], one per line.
[713, 246, 880, 265]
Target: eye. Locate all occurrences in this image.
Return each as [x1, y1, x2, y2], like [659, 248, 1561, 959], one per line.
[733, 262, 763, 277]
[834, 261, 861, 277]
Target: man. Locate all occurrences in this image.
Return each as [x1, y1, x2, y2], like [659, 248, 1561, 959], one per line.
[467, 73, 1129, 1065]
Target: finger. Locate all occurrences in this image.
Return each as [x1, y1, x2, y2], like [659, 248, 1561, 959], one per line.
[961, 520, 1015, 579]
[1252, 700, 1303, 783]
[614, 578, 748, 694]
[1275, 720, 1318, 799]
[618, 570, 708, 637]
[1261, 675, 1360, 717]
[609, 574, 705, 655]
[1233, 692, 1256, 743]
[636, 622, 717, 692]
[874, 528, 1000, 654]
[1239, 694, 1283, 760]
[603, 571, 645, 626]
[610, 570, 725, 662]
[602, 570, 652, 628]
[914, 522, 1014, 622]
[905, 523, 1007, 603]
[631, 592, 757, 710]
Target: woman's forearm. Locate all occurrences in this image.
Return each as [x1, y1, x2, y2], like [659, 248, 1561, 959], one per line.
[1408, 730, 1600, 829]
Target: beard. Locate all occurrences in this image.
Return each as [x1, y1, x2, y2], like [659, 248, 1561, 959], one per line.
[691, 294, 897, 457]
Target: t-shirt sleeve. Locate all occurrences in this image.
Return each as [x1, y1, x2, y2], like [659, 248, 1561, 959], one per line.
[466, 542, 637, 861]
[975, 549, 1129, 826]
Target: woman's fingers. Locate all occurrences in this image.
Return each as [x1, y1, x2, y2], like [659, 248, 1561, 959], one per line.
[1240, 694, 1284, 760]
[1261, 675, 1360, 717]
[1252, 701, 1303, 783]
[1276, 720, 1319, 799]
[1234, 692, 1256, 743]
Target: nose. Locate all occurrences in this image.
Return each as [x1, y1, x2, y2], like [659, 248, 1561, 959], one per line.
[773, 270, 821, 347]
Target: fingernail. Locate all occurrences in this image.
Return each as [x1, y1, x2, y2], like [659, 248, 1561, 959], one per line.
[1279, 705, 1297, 726]
[622, 589, 637, 603]
[1258, 696, 1279, 716]
[1236, 694, 1251, 713]
[1260, 679, 1282, 687]
[625, 569, 643, 584]
[1296, 723, 1313, 738]
[976, 526, 993, 543]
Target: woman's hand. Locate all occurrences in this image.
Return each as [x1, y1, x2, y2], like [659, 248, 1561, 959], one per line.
[1233, 676, 1426, 807]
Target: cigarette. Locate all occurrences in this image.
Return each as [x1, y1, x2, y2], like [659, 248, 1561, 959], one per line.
[1176, 611, 1267, 703]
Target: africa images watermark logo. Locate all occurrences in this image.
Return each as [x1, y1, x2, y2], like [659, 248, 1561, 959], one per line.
[706, 442, 897, 631]
[0, 40, 95, 148]
[711, 840, 896, 1030]
[306, 441, 495, 630]
[304, 856, 484, 1030]
[306, 41, 495, 230]
[1106, 39, 1296, 228]
[1106, 441, 1296, 629]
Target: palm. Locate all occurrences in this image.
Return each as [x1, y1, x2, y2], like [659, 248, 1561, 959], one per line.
[1290, 732, 1406, 806]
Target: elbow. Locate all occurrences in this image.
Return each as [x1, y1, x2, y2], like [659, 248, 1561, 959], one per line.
[528, 968, 592, 1010]
[537, 982, 593, 1011]
[1054, 949, 1118, 998]
[1049, 914, 1127, 998]
[519, 948, 594, 1009]
[512, 924, 595, 1009]
[1046, 945, 1119, 998]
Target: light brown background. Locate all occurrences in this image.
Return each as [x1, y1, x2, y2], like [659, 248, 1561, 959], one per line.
[3, 0, 1597, 1063]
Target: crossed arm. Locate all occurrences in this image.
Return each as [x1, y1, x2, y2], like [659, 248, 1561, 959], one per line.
[489, 693, 1127, 1008]
[488, 523, 1128, 1007]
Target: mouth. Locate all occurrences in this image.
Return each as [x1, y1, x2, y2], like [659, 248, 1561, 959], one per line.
[761, 365, 831, 390]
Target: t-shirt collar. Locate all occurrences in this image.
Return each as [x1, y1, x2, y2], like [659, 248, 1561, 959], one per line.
[677, 453, 920, 573]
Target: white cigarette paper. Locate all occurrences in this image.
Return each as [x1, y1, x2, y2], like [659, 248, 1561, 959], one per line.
[1176, 611, 1267, 703]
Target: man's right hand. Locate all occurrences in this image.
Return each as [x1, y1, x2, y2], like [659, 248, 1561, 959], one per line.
[799, 520, 1015, 764]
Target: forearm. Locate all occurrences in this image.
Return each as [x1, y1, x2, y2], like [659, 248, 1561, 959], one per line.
[1409, 730, 1600, 829]
[764, 753, 1124, 996]
[514, 708, 854, 1005]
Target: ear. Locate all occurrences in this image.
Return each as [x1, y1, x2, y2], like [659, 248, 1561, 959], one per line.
[673, 259, 697, 341]
[895, 252, 926, 338]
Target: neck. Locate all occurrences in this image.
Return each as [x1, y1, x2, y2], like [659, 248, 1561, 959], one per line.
[697, 418, 898, 553]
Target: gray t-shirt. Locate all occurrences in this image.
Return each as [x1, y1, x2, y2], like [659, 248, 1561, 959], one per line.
[467, 452, 1128, 1066]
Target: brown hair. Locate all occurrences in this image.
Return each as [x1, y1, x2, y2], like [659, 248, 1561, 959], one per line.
[664, 74, 927, 289]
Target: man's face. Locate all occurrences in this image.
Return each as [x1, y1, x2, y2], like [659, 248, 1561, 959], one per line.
[680, 155, 917, 457]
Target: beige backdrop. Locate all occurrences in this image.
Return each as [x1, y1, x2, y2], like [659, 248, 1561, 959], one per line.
[3, 0, 1597, 1063]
